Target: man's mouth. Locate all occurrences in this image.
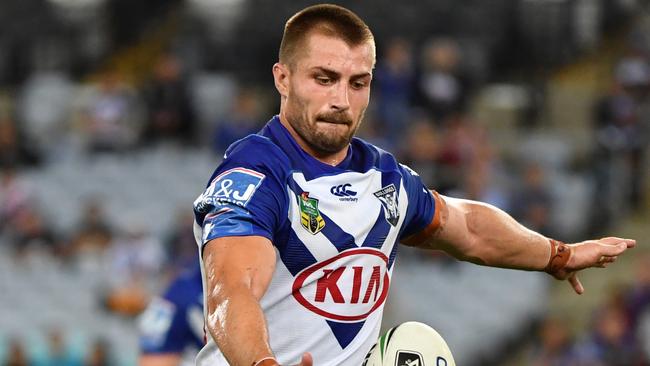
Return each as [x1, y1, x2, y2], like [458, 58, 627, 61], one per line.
[317, 118, 351, 126]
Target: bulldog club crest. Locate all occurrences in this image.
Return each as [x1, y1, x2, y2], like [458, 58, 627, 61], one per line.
[299, 192, 325, 234]
[374, 184, 400, 226]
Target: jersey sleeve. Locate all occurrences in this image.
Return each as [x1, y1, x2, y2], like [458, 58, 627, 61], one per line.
[398, 163, 441, 240]
[193, 136, 289, 251]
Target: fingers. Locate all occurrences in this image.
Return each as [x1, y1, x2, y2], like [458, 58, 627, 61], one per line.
[568, 273, 584, 294]
[599, 241, 630, 256]
[596, 255, 618, 268]
[300, 353, 313, 366]
[561, 236, 634, 296]
[599, 237, 636, 248]
[621, 238, 636, 248]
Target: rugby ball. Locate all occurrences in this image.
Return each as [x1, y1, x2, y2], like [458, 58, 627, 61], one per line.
[363, 321, 456, 366]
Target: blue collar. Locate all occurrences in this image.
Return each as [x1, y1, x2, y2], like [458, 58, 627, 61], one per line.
[261, 115, 355, 177]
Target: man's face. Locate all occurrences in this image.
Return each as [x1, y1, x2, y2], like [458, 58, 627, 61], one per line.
[276, 33, 374, 155]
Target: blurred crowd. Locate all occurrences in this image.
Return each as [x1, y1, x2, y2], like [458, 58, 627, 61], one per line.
[526, 254, 650, 366]
[0, 0, 648, 365]
[590, 34, 650, 234]
[5, 329, 110, 366]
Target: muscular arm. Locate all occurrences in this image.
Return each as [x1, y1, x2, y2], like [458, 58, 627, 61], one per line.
[202, 235, 277, 366]
[417, 196, 550, 270]
[404, 193, 635, 293]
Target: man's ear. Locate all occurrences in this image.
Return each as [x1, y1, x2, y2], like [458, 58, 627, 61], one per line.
[272, 62, 290, 98]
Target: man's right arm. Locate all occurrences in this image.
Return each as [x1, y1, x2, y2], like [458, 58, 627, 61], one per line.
[202, 235, 277, 366]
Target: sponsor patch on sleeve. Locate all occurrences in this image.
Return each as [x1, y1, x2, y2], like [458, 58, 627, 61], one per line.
[197, 168, 266, 211]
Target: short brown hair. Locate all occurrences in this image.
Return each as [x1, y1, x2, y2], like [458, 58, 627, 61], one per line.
[279, 4, 375, 67]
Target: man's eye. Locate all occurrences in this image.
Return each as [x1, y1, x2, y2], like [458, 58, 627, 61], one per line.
[352, 81, 367, 89]
[316, 77, 332, 85]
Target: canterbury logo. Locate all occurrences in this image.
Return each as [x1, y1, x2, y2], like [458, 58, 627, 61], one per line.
[330, 183, 357, 197]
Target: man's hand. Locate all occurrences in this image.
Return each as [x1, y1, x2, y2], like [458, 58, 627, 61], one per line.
[294, 353, 313, 366]
[551, 237, 636, 294]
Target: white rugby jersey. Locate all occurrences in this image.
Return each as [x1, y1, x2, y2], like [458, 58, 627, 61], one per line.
[193, 116, 439, 366]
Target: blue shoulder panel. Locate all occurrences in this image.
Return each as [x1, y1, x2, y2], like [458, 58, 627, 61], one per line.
[194, 134, 291, 248]
[397, 163, 436, 239]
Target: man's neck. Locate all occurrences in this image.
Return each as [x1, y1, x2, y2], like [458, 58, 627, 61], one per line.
[278, 113, 348, 166]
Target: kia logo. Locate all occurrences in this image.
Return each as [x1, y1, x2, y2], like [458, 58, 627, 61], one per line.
[292, 248, 390, 322]
[330, 183, 357, 197]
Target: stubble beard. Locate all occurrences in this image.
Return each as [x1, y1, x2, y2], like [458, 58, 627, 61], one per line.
[286, 100, 364, 155]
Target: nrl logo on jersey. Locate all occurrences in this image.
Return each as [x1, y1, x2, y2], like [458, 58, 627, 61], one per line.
[374, 184, 399, 226]
[299, 192, 325, 235]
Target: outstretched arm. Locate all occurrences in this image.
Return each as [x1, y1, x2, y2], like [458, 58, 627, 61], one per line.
[403, 193, 636, 294]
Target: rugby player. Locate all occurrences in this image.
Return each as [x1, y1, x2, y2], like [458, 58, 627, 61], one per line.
[192, 4, 636, 365]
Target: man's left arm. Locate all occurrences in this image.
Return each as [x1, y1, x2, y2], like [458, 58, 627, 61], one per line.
[403, 192, 636, 294]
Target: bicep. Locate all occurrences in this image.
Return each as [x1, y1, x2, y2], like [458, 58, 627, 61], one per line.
[430, 196, 476, 254]
[403, 193, 476, 258]
[202, 235, 276, 301]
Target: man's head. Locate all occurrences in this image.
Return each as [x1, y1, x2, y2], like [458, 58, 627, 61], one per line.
[273, 4, 376, 160]
[278, 4, 375, 69]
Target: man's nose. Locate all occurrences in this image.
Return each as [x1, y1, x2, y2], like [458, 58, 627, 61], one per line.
[330, 82, 350, 111]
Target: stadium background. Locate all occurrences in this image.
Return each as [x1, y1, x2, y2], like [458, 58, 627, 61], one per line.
[0, 0, 648, 364]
